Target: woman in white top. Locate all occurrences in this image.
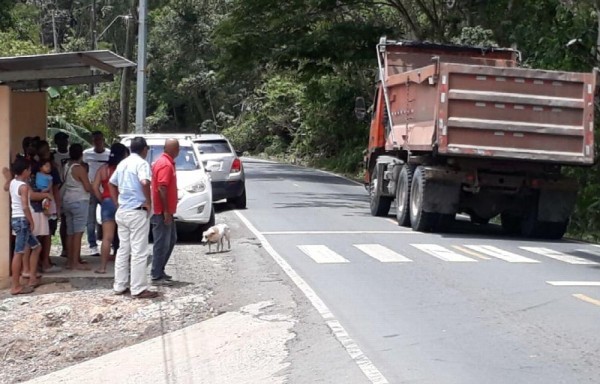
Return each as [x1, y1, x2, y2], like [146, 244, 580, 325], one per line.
[61, 144, 92, 270]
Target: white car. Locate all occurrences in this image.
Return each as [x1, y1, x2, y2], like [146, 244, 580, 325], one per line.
[119, 134, 214, 231]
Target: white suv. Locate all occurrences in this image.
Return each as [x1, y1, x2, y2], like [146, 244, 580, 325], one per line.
[119, 134, 214, 231]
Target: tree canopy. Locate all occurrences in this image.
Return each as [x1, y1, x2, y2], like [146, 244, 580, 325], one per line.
[2, 0, 600, 239]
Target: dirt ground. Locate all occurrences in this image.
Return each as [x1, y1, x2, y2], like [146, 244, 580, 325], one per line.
[0, 230, 235, 383]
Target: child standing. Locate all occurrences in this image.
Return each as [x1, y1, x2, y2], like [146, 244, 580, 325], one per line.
[35, 159, 57, 218]
[10, 157, 42, 295]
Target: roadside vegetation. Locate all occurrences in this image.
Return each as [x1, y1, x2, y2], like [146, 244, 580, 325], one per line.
[1, 0, 600, 240]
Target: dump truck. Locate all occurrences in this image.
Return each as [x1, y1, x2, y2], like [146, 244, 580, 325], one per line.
[362, 38, 598, 239]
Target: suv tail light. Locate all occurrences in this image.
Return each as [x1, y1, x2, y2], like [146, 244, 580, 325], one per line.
[231, 158, 242, 173]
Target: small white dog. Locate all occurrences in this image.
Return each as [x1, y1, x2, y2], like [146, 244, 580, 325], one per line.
[202, 224, 231, 253]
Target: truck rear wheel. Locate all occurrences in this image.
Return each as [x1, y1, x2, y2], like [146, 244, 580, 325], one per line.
[539, 220, 569, 239]
[369, 172, 392, 217]
[409, 166, 439, 232]
[500, 213, 522, 235]
[395, 165, 414, 227]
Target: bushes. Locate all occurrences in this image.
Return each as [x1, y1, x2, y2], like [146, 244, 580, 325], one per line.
[223, 70, 369, 175]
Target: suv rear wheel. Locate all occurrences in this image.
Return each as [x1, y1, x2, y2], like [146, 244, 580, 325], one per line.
[228, 189, 247, 209]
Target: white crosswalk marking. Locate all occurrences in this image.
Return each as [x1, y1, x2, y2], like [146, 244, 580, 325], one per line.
[464, 245, 539, 263]
[298, 245, 349, 264]
[577, 249, 600, 258]
[520, 247, 598, 265]
[354, 244, 413, 263]
[411, 244, 477, 262]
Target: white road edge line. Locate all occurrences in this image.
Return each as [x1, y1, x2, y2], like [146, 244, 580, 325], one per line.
[262, 230, 419, 235]
[546, 281, 600, 286]
[235, 211, 389, 384]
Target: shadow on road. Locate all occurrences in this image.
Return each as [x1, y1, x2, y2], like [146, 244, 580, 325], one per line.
[271, 192, 368, 210]
[245, 162, 360, 187]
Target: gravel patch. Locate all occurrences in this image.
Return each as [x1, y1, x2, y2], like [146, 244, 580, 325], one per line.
[0, 239, 234, 383]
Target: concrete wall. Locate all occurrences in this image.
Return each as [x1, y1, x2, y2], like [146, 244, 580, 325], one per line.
[10, 91, 47, 157]
[0, 90, 47, 288]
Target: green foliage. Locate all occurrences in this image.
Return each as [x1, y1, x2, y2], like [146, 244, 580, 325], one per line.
[47, 116, 92, 148]
[5, 0, 600, 238]
[451, 26, 497, 46]
[0, 30, 47, 56]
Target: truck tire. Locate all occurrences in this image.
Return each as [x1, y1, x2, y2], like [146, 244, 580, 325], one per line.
[395, 165, 414, 227]
[409, 166, 439, 232]
[370, 172, 392, 217]
[520, 205, 568, 239]
[500, 213, 522, 235]
[539, 220, 569, 240]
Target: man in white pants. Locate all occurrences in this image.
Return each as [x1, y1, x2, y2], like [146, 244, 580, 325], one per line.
[108, 137, 158, 299]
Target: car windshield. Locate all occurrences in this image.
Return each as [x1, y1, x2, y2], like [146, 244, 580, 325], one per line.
[196, 140, 231, 155]
[147, 145, 199, 171]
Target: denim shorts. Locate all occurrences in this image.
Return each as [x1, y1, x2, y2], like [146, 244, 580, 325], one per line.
[63, 200, 89, 235]
[101, 198, 117, 223]
[11, 217, 40, 254]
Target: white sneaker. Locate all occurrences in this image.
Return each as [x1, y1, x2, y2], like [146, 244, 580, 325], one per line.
[89, 246, 100, 256]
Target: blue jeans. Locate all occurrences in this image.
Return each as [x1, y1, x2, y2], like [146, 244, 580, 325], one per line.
[12, 217, 40, 254]
[151, 214, 177, 280]
[100, 198, 117, 223]
[87, 195, 99, 248]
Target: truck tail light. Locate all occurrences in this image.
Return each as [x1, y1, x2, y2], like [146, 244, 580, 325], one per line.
[231, 158, 242, 173]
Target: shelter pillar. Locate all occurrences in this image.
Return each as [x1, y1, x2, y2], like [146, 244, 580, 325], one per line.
[0, 86, 11, 288]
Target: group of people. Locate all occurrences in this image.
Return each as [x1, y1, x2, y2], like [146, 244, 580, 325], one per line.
[7, 132, 180, 299]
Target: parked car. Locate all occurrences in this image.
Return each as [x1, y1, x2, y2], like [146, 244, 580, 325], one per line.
[119, 134, 215, 232]
[193, 134, 246, 209]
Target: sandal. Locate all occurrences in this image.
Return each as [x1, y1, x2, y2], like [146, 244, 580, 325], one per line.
[132, 290, 159, 299]
[10, 286, 34, 295]
[94, 269, 107, 274]
[21, 273, 42, 279]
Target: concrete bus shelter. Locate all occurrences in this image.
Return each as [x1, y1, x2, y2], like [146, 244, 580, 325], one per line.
[0, 51, 135, 288]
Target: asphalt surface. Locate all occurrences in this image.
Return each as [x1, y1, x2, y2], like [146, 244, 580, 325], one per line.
[239, 158, 600, 384]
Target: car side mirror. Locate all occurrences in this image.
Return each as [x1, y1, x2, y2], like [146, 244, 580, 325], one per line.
[354, 97, 367, 120]
[235, 150, 243, 157]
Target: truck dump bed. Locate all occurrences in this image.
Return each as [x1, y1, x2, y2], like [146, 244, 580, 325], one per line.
[381, 41, 598, 165]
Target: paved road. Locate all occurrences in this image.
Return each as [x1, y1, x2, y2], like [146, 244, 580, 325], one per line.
[239, 158, 600, 384]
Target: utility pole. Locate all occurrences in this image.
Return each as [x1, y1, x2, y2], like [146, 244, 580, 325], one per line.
[51, 11, 59, 52]
[90, 0, 97, 95]
[119, 4, 135, 133]
[135, 0, 147, 134]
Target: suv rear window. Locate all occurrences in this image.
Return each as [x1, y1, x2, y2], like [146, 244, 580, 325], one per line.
[147, 145, 199, 171]
[196, 140, 231, 154]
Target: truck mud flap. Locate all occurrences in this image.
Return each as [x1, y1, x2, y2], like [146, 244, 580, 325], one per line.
[421, 180, 461, 214]
[421, 167, 461, 214]
[537, 189, 577, 223]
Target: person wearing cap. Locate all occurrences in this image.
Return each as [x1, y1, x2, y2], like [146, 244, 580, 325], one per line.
[108, 137, 157, 299]
[92, 143, 128, 274]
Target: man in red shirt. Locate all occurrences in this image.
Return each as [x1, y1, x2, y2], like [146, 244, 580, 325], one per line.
[150, 138, 180, 285]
